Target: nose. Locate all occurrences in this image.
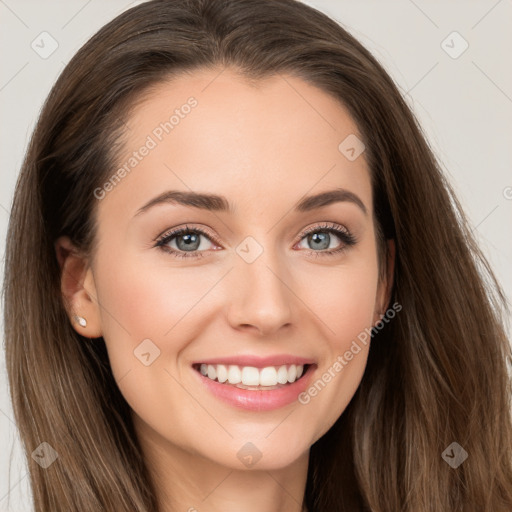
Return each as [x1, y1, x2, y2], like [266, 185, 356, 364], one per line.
[226, 251, 294, 337]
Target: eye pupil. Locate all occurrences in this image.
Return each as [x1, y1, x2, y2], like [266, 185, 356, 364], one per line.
[177, 233, 200, 251]
[309, 232, 330, 250]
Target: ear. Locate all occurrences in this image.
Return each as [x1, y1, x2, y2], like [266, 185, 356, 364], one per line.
[373, 238, 396, 325]
[54, 236, 103, 338]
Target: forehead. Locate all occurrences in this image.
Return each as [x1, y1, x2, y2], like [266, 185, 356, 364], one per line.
[100, 67, 372, 220]
[126, 67, 363, 153]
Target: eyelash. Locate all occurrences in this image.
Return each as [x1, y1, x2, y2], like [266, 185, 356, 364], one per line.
[154, 222, 357, 260]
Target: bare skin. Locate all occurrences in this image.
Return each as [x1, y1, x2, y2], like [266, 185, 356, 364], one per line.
[56, 67, 394, 512]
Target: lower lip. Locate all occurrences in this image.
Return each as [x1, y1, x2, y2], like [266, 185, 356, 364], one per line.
[192, 364, 316, 411]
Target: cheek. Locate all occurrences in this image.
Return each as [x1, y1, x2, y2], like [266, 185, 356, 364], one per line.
[94, 248, 217, 340]
[303, 259, 379, 348]
[91, 250, 215, 433]
[91, 246, 216, 386]
[292, 256, 379, 438]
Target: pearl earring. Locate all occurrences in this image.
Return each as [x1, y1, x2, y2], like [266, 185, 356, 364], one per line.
[74, 316, 87, 328]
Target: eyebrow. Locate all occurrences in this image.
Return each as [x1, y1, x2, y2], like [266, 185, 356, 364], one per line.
[134, 187, 367, 217]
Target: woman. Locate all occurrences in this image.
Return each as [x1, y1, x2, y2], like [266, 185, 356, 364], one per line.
[3, 0, 512, 510]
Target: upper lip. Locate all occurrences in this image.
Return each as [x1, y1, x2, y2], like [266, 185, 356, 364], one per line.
[192, 354, 316, 368]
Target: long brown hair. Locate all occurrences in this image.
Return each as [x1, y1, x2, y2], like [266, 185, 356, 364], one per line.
[4, 0, 512, 510]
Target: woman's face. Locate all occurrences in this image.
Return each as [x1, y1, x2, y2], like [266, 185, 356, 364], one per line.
[73, 68, 391, 471]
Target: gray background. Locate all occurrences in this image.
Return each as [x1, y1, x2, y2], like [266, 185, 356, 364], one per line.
[1, 0, 511, 509]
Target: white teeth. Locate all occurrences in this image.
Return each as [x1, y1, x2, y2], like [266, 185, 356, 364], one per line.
[216, 364, 228, 383]
[276, 365, 288, 384]
[259, 367, 277, 386]
[207, 365, 217, 380]
[287, 365, 297, 383]
[198, 363, 306, 386]
[227, 365, 242, 384]
[241, 367, 260, 386]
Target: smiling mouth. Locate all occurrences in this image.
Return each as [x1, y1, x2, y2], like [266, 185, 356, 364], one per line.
[192, 363, 313, 390]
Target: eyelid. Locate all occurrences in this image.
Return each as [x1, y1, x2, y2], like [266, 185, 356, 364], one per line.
[294, 221, 352, 243]
[155, 224, 222, 247]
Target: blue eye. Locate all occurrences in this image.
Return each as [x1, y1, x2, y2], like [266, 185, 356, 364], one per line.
[154, 222, 357, 260]
[296, 222, 357, 257]
[155, 225, 217, 259]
